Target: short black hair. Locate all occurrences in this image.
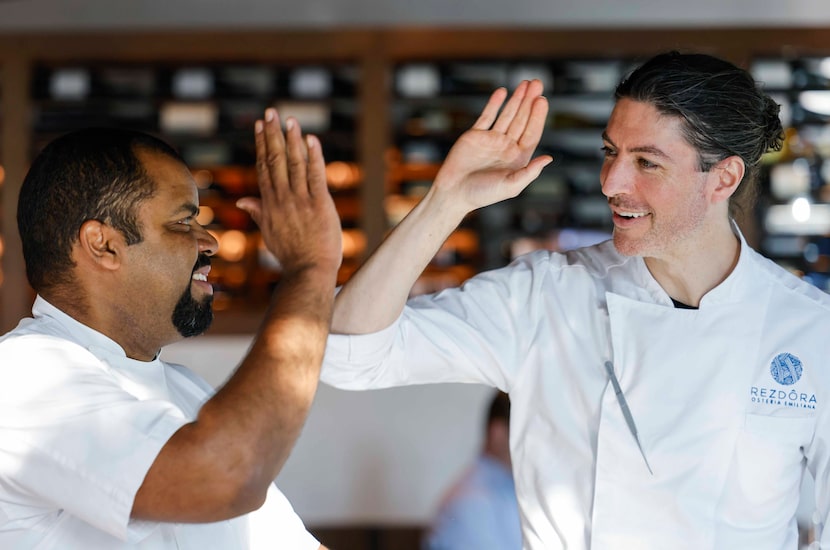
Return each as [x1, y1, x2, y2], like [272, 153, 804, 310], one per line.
[615, 51, 784, 217]
[18, 127, 184, 291]
[486, 391, 510, 428]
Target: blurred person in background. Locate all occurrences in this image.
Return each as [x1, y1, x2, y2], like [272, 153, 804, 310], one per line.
[424, 391, 521, 550]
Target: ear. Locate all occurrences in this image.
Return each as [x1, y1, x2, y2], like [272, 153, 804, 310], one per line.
[76, 219, 125, 271]
[710, 155, 745, 204]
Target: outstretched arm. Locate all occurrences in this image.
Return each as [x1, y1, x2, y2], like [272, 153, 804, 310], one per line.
[332, 79, 551, 334]
[133, 109, 342, 522]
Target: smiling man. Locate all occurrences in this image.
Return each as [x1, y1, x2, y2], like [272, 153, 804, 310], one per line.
[0, 110, 340, 548]
[321, 52, 830, 548]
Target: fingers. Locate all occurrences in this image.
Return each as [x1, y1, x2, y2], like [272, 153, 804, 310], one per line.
[254, 112, 281, 213]
[492, 80, 529, 134]
[246, 109, 320, 230]
[473, 80, 548, 153]
[284, 117, 310, 196]
[306, 135, 328, 197]
[518, 96, 550, 152]
[235, 197, 263, 226]
[262, 109, 290, 198]
[471, 87, 508, 130]
[506, 80, 545, 142]
[255, 109, 318, 198]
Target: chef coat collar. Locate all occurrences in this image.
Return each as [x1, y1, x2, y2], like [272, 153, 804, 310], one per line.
[628, 220, 753, 309]
[32, 295, 161, 363]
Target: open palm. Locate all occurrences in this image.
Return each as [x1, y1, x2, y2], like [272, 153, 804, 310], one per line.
[433, 79, 552, 215]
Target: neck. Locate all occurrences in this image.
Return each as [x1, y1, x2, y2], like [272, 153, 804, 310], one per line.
[44, 285, 167, 362]
[644, 220, 740, 308]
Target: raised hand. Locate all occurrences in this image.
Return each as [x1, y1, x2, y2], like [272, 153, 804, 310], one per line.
[431, 79, 552, 219]
[133, 110, 343, 524]
[237, 108, 342, 277]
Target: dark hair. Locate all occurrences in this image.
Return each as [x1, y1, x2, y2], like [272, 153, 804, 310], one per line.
[18, 127, 184, 291]
[615, 51, 784, 217]
[486, 391, 510, 428]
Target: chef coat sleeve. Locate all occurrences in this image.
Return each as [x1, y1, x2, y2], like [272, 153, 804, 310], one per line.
[322, 251, 550, 393]
[246, 483, 321, 550]
[0, 334, 191, 542]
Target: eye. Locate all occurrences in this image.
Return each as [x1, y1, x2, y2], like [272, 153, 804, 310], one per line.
[176, 216, 195, 230]
[601, 145, 617, 158]
[638, 157, 659, 169]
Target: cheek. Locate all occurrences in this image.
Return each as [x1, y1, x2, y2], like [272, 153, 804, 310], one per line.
[655, 187, 708, 229]
[152, 252, 195, 289]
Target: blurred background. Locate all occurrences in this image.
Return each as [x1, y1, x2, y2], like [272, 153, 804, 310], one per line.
[1, 1, 830, 548]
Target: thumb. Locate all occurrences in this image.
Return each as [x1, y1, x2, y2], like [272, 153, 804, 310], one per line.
[508, 155, 553, 187]
[236, 197, 263, 226]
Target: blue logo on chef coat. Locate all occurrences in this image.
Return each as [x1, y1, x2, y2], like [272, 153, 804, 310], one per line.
[770, 353, 803, 385]
[750, 353, 815, 409]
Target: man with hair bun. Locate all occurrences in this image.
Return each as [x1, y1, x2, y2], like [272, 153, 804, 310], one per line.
[322, 52, 830, 549]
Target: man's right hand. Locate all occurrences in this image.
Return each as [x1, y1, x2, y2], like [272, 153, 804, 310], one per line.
[429, 79, 552, 223]
[133, 109, 341, 524]
[331, 81, 551, 335]
[237, 109, 342, 279]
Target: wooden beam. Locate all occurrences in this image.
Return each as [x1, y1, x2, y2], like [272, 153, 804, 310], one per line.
[0, 27, 828, 64]
[0, 29, 375, 62]
[1, 55, 33, 332]
[357, 35, 390, 257]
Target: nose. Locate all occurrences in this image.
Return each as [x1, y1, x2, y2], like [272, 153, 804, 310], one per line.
[600, 156, 631, 199]
[194, 223, 219, 257]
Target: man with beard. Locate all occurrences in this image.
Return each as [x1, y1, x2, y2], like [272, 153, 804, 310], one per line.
[322, 53, 830, 548]
[0, 109, 340, 548]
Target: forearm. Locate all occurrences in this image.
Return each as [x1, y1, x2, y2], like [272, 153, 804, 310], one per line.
[135, 108, 342, 522]
[333, 81, 550, 334]
[134, 264, 336, 522]
[207, 263, 336, 475]
[331, 188, 465, 334]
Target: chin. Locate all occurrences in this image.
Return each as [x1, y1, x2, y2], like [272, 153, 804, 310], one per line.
[172, 292, 214, 338]
[612, 233, 643, 257]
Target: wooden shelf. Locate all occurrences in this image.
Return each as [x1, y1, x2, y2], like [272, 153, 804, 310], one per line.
[2, 27, 830, 332]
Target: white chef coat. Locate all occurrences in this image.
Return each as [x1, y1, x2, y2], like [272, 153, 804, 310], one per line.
[0, 296, 319, 550]
[322, 231, 830, 549]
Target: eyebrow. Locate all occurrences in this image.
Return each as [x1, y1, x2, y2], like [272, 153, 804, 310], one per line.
[172, 203, 200, 217]
[601, 131, 672, 160]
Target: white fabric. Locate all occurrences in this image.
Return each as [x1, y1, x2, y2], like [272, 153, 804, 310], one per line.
[0, 296, 319, 550]
[323, 233, 830, 550]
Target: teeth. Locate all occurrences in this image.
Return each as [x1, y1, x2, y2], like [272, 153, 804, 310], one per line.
[619, 212, 647, 218]
[192, 273, 208, 282]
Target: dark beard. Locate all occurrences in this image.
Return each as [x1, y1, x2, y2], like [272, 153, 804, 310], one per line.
[171, 254, 214, 337]
[171, 288, 213, 338]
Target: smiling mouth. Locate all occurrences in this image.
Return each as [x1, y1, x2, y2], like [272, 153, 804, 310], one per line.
[190, 267, 213, 298]
[190, 254, 212, 284]
[617, 211, 649, 219]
